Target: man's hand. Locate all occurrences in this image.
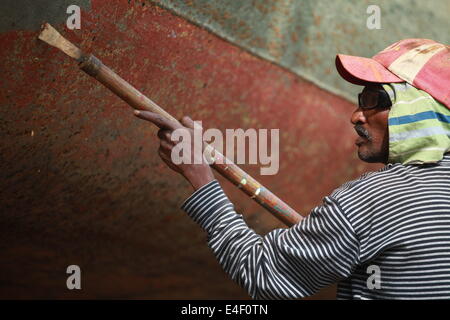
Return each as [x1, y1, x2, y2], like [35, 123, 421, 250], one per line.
[133, 110, 215, 191]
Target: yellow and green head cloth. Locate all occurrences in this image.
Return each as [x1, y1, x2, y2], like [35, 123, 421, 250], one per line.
[382, 83, 450, 165]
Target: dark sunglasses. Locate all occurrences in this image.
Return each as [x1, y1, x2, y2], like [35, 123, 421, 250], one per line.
[358, 88, 392, 110]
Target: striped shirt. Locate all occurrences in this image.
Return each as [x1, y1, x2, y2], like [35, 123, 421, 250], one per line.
[181, 154, 450, 300]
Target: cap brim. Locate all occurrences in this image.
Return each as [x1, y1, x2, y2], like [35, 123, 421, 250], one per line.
[336, 54, 403, 86]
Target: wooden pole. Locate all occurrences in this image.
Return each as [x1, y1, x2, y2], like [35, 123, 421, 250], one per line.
[39, 23, 303, 227]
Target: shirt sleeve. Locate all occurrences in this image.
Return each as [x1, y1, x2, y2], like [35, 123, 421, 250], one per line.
[181, 180, 361, 299]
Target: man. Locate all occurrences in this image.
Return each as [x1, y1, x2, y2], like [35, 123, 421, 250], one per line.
[134, 39, 450, 299]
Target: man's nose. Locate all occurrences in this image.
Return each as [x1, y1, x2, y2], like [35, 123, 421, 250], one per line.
[350, 108, 367, 125]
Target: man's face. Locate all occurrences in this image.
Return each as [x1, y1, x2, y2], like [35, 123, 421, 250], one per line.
[351, 85, 390, 164]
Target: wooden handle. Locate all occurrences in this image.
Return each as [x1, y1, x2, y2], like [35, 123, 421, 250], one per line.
[79, 55, 177, 121]
[79, 54, 303, 226]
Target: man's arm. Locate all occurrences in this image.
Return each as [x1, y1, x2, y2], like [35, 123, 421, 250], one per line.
[181, 179, 360, 299]
[134, 111, 360, 299]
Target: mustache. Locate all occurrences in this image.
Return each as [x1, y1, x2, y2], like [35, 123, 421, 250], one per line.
[354, 125, 371, 140]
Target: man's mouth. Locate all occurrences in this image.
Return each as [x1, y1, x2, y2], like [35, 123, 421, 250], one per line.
[355, 136, 367, 146]
[354, 125, 371, 146]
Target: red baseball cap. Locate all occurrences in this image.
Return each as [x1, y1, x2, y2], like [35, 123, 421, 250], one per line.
[336, 38, 450, 109]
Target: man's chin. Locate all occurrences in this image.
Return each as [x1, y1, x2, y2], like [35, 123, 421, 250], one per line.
[358, 153, 379, 163]
[357, 148, 388, 164]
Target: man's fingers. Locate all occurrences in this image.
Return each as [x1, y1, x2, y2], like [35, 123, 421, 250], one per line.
[180, 116, 203, 130]
[158, 146, 168, 158]
[160, 139, 172, 151]
[158, 147, 172, 164]
[157, 129, 172, 142]
[158, 148, 182, 173]
[180, 116, 194, 129]
[134, 110, 181, 130]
